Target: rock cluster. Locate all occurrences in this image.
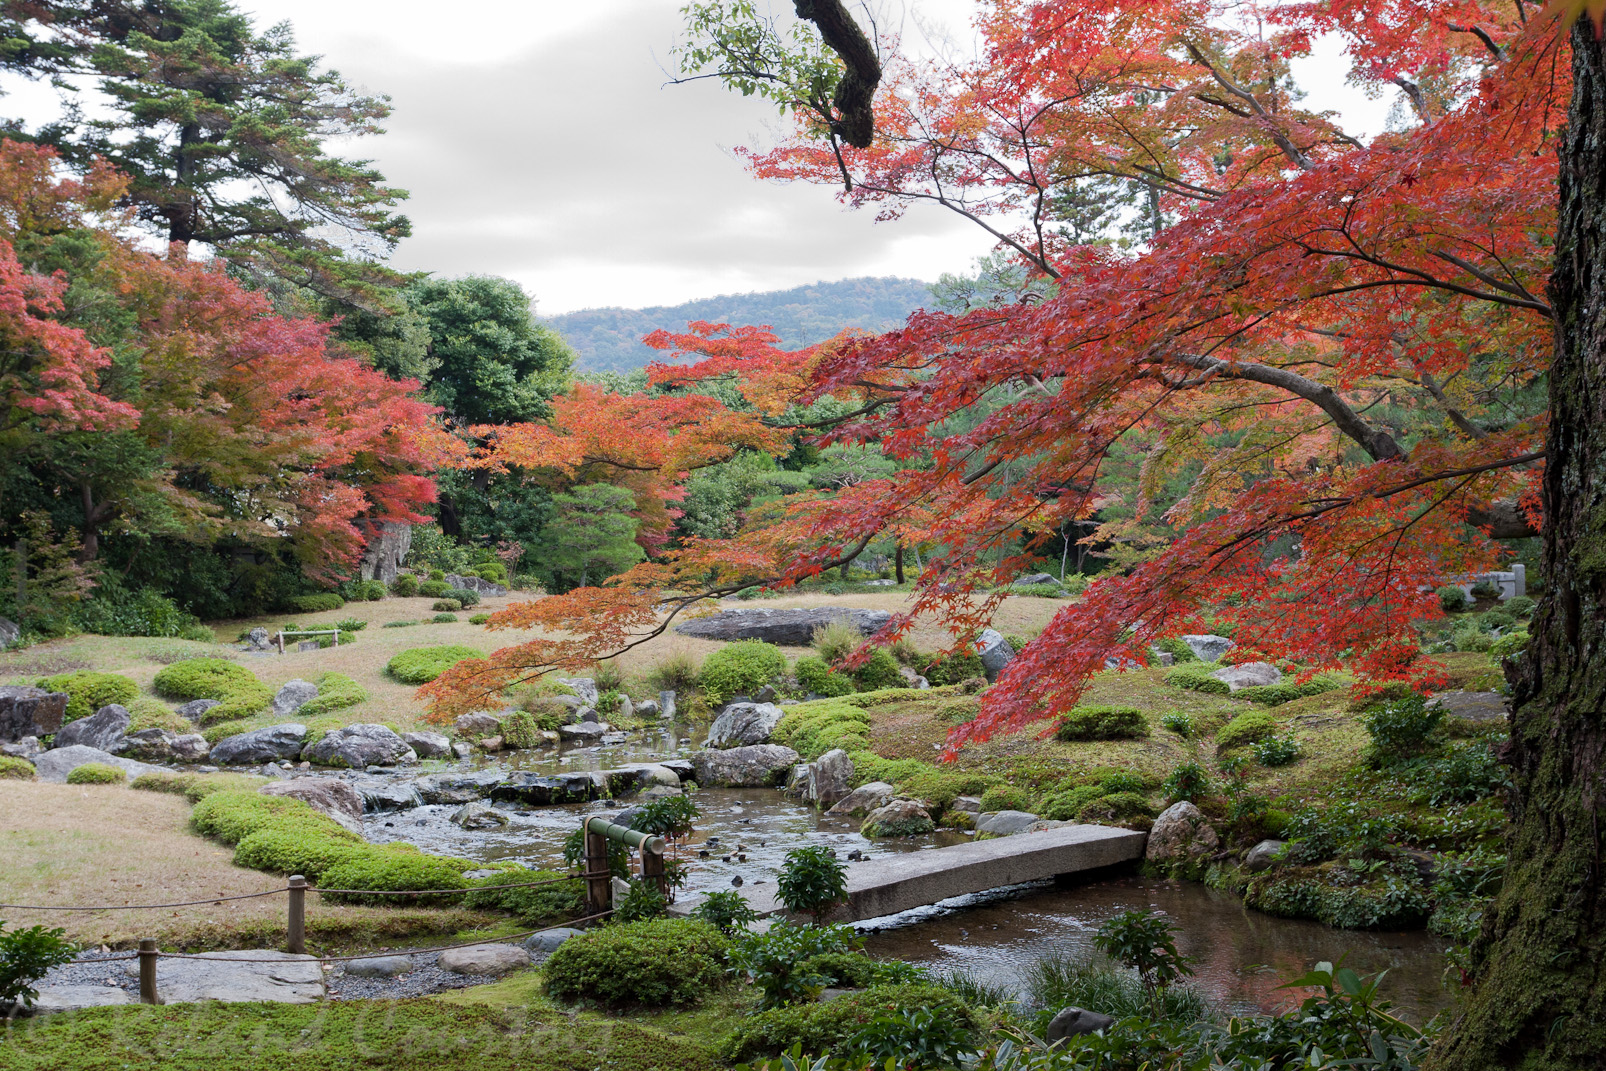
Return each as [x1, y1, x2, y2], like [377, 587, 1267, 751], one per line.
[673, 607, 891, 646]
[704, 702, 784, 749]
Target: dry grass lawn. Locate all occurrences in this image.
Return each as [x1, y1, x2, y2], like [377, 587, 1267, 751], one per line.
[0, 780, 495, 951]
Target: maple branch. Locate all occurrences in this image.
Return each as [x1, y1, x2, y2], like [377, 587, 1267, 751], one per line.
[1416, 370, 1489, 441]
[1181, 40, 1314, 170]
[1392, 76, 1432, 123]
[1430, 248, 1542, 305]
[1447, 22, 1505, 60]
[793, 0, 881, 148]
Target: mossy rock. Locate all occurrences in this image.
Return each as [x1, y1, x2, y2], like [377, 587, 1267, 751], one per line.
[66, 762, 126, 784]
[0, 755, 37, 780]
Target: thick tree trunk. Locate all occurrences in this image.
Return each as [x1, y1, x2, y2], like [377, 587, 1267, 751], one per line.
[1428, 23, 1606, 1071]
[895, 542, 905, 585]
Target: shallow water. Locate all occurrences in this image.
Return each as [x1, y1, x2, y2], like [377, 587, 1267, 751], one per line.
[356, 721, 1451, 1018]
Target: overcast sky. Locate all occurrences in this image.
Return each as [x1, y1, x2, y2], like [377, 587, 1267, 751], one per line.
[7, 1, 1394, 315]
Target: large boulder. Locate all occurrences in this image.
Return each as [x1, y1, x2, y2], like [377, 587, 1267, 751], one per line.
[209, 724, 308, 766]
[302, 723, 415, 768]
[558, 721, 609, 742]
[976, 629, 1016, 682]
[0, 685, 67, 742]
[51, 704, 130, 752]
[1244, 839, 1287, 872]
[704, 702, 785, 749]
[1, 736, 41, 761]
[553, 677, 600, 706]
[1146, 801, 1219, 866]
[344, 954, 414, 978]
[861, 798, 935, 838]
[437, 944, 529, 976]
[689, 744, 800, 787]
[673, 607, 891, 646]
[357, 520, 412, 584]
[115, 728, 210, 764]
[445, 573, 508, 598]
[0, 616, 18, 647]
[453, 711, 504, 737]
[975, 810, 1041, 837]
[32, 745, 159, 783]
[271, 680, 319, 717]
[802, 749, 854, 809]
[415, 768, 505, 805]
[245, 628, 271, 652]
[488, 771, 608, 806]
[1181, 635, 1234, 663]
[828, 781, 894, 817]
[402, 730, 451, 758]
[1210, 662, 1283, 691]
[261, 777, 366, 834]
[352, 778, 423, 811]
[177, 698, 223, 721]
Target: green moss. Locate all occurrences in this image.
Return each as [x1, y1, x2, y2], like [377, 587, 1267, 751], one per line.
[979, 783, 1033, 812]
[152, 658, 259, 701]
[1076, 790, 1153, 823]
[0, 755, 37, 780]
[385, 645, 486, 684]
[1216, 710, 1279, 751]
[1165, 664, 1231, 695]
[1153, 637, 1200, 663]
[196, 681, 274, 727]
[297, 672, 367, 717]
[124, 697, 189, 733]
[1237, 676, 1343, 707]
[771, 699, 871, 759]
[36, 671, 139, 722]
[721, 983, 978, 1063]
[1055, 704, 1149, 741]
[66, 762, 125, 784]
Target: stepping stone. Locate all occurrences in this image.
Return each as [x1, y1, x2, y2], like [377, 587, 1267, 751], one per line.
[437, 944, 530, 976]
[123, 950, 323, 1004]
[1428, 690, 1509, 722]
[343, 955, 414, 978]
[24, 985, 137, 1014]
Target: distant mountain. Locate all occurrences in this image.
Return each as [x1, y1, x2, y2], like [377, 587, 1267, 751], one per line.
[546, 276, 934, 373]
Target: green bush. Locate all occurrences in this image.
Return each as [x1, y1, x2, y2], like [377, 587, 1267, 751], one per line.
[1154, 637, 1199, 664]
[473, 562, 508, 583]
[1160, 711, 1194, 737]
[431, 613, 459, 623]
[125, 697, 190, 734]
[297, 672, 367, 718]
[286, 593, 345, 613]
[1164, 664, 1231, 695]
[317, 849, 471, 904]
[1216, 710, 1279, 751]
[1038, 784, 1108, 821]
[722, 984, 978, 1063]
[191, 791, 314, 844]
[1490, 629, 1530, 659]
[463, 868, 582, 925]
[418, 580, 450, 598]
[1252, 734, 1303, 766]
[777, 845, 849, 923]
[385, 645, 486, 684]
[0, 755, 36, 780]
[1438, 585, 1470, 612]
[469, 613, 491, 625]
[381, 619, 418, 628]
[390, 574, 420, 597]
[431, 599, 462, 612]
[1362, 694, 1443, 764]
[196, 681, 274, 727]
[1077, 790, 1153, 823]
[793, 656, 856, 698]
[698, 640, 788, 705]
[152, 658, 259, 701]
[66, 762, 125, 785]
[428, 568, 446, 582]
[979, 783, 1033, 812]
[446, 586, 482, 608]
[1161, 761, 1211, 803]
[693, 889, 757, 935]
[544, 919, 730, 1007]
[333, 617, 370, 632]
[1055, 705, 1148, 741]
[233, 825, 365, 880]
[771, 699, 871, 759]
[36, 671, 139, 723]
[356, 580, 387, 601]
[0, 921, 77, 1008]
[1506, 595, 1536, 617]
[500, 710, 542, 749]
[851, 648, 904, 692]
[924, 651, 985, 687]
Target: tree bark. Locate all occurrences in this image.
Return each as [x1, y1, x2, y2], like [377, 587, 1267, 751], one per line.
[1427, 21, 1606, 1070]
[894, 542, 904, 584]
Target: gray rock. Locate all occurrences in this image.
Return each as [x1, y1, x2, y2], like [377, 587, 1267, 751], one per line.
[1046, 1006, 1116, 1042]
[352, 778, 423, 811]
[554, 677, 600, 706]
[0, 685, 67, 742]
[659, 759, 694, 781]
[453, 711, 504, 737]
[1016, 573, 1060, 585]
[402, 730, 451, 758]
[450, 742, 473, 760]
[1151, 649, 1175, 666]
[952, 795, 983, 814]
[862, 578, 897, 586]
[861, 798, 935, 838]
[343, 954, 414, 978]
[1211, 661, 1283, 691]
[125, 950, 322, 1003]
[975, 810, 1041, 837]
[1, 735, 40, 761]
[753, 685, 778, 704]
[578, 706, 599, 724]
[524, 928, 583, 954]
[0, 616, 18, 648]
[659, 690, 677, 720]
[261, 777, 366, 833]
[357, 520, 411, 585]
[445, 573, 507, 597]
[32, 745, 158, 783]
[828, 781, 895, 817]
[1181, 634, 1234, 663]
[177, 698, 222, 721]
[451, 802, 510, 829]
[672, 607, 892, 646]
[477, 734, 504, 752]
[209, 724, 308, 765]
[271, 680, 320, 717]
[22, 984, 137, 1014]
[636, 699, 660, 718]
[1427, 690, 1510, 723]
[976, 629, 1016, 682]
[415, 768, 505, 805]
[51, 704, 130, 752]
[437, 944, 530, 976]
[689, 744, 801, 787]
[302, 723, 415, 768]
[704, 702, 786, 749]
[558, 721, 609, 742]
[1146, 801, 1220, 864]
[114, 728, 211, 764]
[805, 748, 854, 809]
[1245, 839, 1287, 872]
[246, 627, 272, 651]
[616, 694, 635, 719]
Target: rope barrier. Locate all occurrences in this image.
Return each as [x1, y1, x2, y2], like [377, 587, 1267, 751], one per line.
[0, 889, 291, 912]
[2, 873, 600, 912]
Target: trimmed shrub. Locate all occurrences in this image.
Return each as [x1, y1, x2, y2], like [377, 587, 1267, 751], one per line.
[431, 599, 462, 612]
[131, 771, 262, 801]
[1362, 694, 1443, 764]
[428, 569, 446, 582]
[298, 672, 368, 718]
[66, 762, 125, 785]
[1055, 705, 1148, 741]
[1237, 678, 1342, 706]
[356, 580, 387, 601]
[698, 640, 787, 705]
[472, 562, 508, 583]
[771, 699, 871, 759]
[317, 848, 471, 904]
[1215, 710, 1279, 752]
[191, 791, 313, 844]
[1490, 629, 1530, 660]
[385, 645, 486, 684]
[196, 681, 274, 727]
[500, 710, 542, 749]
[1038, 784, 1109, 821]
[979, 783, 1033, 813]
[0, 756, 36, 780]
[390, 574, 420, 597]
[431, 613, 459, 623]
[286, 593, 345, 613]
[1438, 585, 1469, 612]
[153, 658, 259, 701]
[469, 613, 491, 625]
[1153, 637, 1199, 664]
[852, 648, 904, 692]
[233, 825, 365, 880]
[446, 586, 482, 608]
[925, 651, 985, 687]
[418, 580, 450, 598]
[1506, 595, 1536, 617]
[36, 671, 139, 723]
[544, 919, 730, 1007]
[125, 697, 189, 734]
[793, 656, 856, 698]
[1164, 665, 1231, 695]
[722, 984, 978, 1063]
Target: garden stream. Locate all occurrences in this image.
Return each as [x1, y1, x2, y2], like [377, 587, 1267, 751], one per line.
[349, 718, 1451, 1021]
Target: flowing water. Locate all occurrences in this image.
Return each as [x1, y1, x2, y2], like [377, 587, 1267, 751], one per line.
[354, 719, 1451, 1019]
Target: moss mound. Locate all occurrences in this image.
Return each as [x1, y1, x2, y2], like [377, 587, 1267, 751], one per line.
[385, 645, 486, 684]
[66, 762, 125, 784]
[721, 983, 978, 1063]
[37, 671, 139, 722]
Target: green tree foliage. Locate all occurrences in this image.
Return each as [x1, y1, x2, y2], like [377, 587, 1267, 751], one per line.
[545, 484, 644, 590]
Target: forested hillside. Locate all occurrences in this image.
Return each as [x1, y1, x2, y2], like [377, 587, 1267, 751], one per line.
[548, 276, 932, 371]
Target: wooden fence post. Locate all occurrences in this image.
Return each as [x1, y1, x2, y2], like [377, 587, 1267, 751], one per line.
[584, 822, 612, 914]
[287, 875, 306, 954]
[138, 939, 158, 1004]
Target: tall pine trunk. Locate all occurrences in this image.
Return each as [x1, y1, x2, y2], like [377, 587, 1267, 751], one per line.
[1428, 21, 1606, 1071]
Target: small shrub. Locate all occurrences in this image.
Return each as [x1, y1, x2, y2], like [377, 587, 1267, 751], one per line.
[770, 699, 871, 759]
[1215, 710, 1279, 751]
[613, 879, 668, 923]
[1161, 761, 1211, 803]
[385, 645, 486, 684]
[0, 922, 77, 1008]
[1470, 580, 1500, 601]
[1506, 595, 1536, 617]
[1164, 664, 1231, 695]
[431, 599, 462, 612]
[317, 849, 472, 904]
[286, 593, 344, 613]
[1251, 734, 1303, 766]
[500, 710, 542, 749]
[722, 983, 978, 1063]
[66, 762, 125, 784]
[1154, 637, 1199, 664]
[431, 613, 459, 623]
[694, 889, 756, 935]
[332, 617, 370, 632]
[777, 845, 849, 924]
[196, 680, 274, 726]
[727, 921, 862, 1007]
[1438, 585, 1470, 612]
[979, 783, 1033, 812]
[1238, 677, 1343, 706]
[925, 651, 985, 687]
[544, 918, 730, 1007]
[152, 658, 259, 701]
[469, 613, 491, 625]
[462, 868, 582, 925]
[298, 672, 367, 718]
[418, 580, 450, 598]
[390, 574, 420, 597]
[592, 660, 626, 693]
[1093, 909, 1194, 1010]
[698, 640, 787, 705]
[358, 579, 387, 601]
[472, 562, 507, 583]
[382, 619, 418, 628]
[1039, 783, 1108, 821]
[0, 756, 36, 780]
[793, 656, 855, 698]
[428, 568, 446, 581]
[446, 586, 482, 608]
[1056, 705, 1148, 741]
[36, 671, 138, 723]
[1490, 629, 1530, 660]
[1160, 711, 1194, 737]
[851, 648, 904, 692]
[1362, 694, 1443, 765]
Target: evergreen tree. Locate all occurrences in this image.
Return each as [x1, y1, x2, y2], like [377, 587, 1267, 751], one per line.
[545, 484, 644, 590]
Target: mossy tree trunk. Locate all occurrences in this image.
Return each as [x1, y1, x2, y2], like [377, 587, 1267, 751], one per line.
[1428, 21, 1606, 1071]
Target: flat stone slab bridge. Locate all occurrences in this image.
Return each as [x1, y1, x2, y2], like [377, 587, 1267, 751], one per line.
[682, 824, 1146, 923]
